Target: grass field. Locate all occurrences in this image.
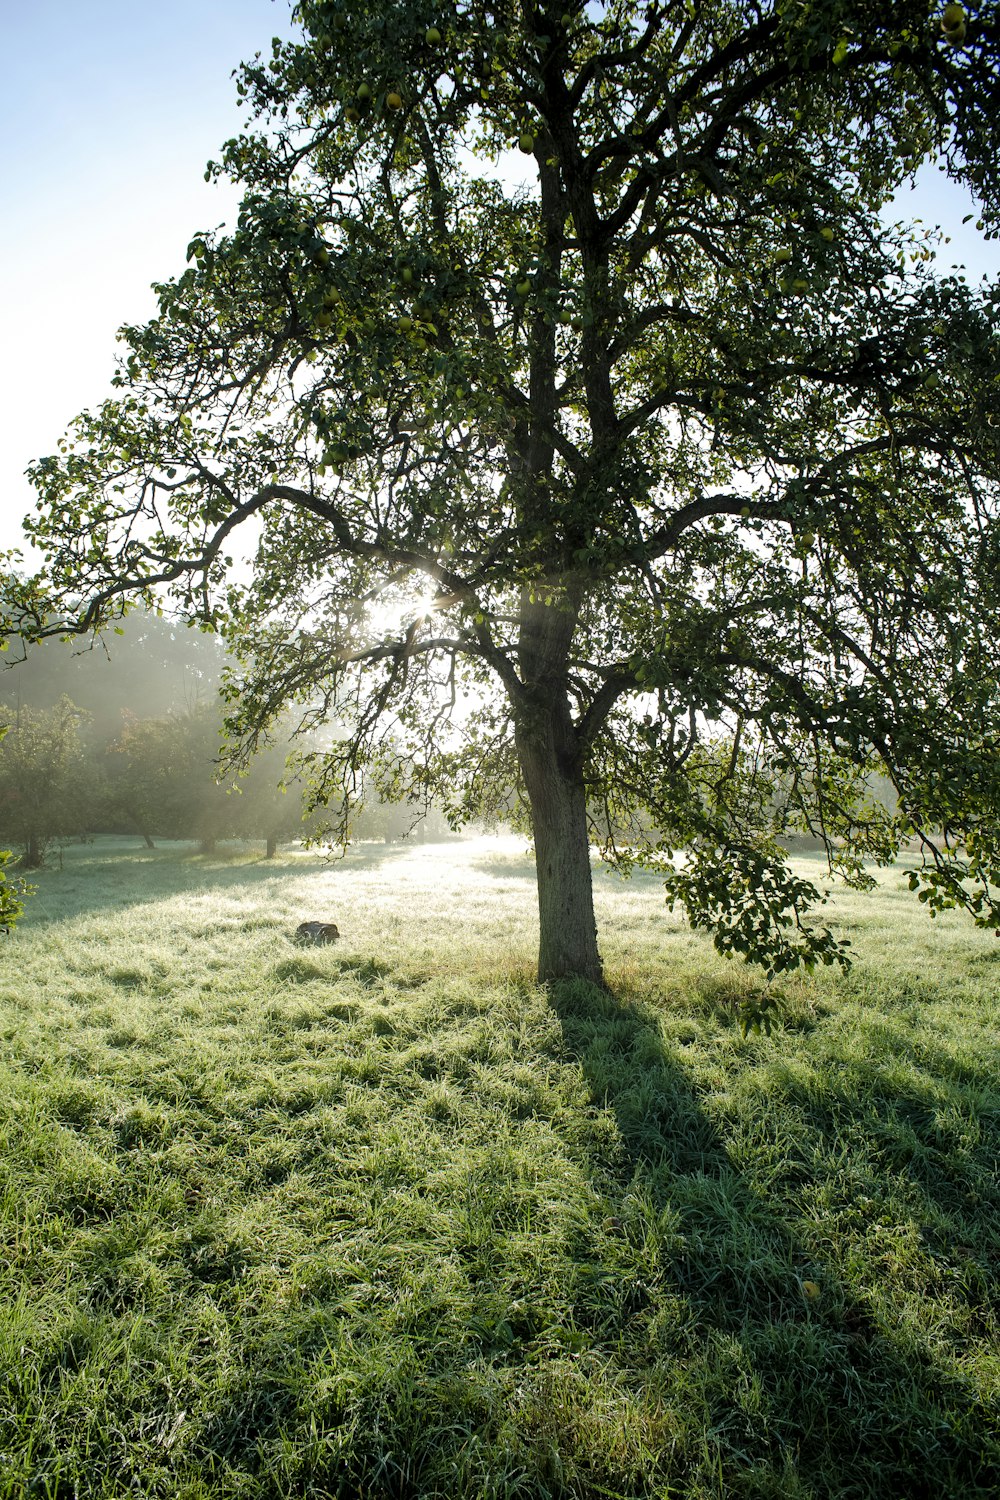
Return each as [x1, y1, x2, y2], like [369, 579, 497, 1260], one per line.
[1, 834, 997, 1499]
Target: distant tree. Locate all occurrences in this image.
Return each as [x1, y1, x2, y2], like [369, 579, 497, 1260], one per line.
[103, 711, 181, 848]
[105, 702, 318, 854]
[0, 699, 90, 868]
[0, 728, 28, 933]
[103, 705, 239, 852]
[13, 0, 1000, 983]
[233, 730, 312, 855]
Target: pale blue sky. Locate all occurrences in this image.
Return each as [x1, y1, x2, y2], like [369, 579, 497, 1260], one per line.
[2, 1, 996, 560]
[1, 0, 295, 557]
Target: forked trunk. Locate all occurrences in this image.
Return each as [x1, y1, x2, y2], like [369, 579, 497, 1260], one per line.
[516, 708, 604, 987]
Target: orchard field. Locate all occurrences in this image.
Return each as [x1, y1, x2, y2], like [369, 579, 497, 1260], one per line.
[1, 836, 997, 1498]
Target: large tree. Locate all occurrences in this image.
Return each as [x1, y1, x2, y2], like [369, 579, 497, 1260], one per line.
[13, 0, 1000, 982]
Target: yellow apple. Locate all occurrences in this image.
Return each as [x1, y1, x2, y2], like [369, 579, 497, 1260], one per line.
[941, 4, 966, 41]
[820, 226, 835, 242]
[387, 91, 404, 109]
[425, 25, 442, 44]
[357, 82, 372, 102]
[518, 132, 535, 153]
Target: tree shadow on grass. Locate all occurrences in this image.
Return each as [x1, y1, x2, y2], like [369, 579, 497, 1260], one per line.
[548, 976, 1000, 1500]
[12, 836, 419, 926]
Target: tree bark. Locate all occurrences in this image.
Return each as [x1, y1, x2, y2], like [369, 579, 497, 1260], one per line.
[515, 697, 604, 987]
[266, 834, 278, 859]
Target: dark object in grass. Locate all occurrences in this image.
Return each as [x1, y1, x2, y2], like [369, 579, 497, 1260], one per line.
[295, 921, 340, 944]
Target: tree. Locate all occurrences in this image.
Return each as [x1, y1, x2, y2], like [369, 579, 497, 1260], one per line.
[0, 730, 28, 934]
[105, 702, 316, 854]
[13, 0, 1000, 983]
[0, 699, 90, 868]
[103, 704, 240, 852]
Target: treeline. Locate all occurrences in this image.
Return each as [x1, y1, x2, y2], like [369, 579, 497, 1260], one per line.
[0, 613, 450, 867]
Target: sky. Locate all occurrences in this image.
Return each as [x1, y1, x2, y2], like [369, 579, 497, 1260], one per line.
[2, 0, 997, 568]
[0, 0, 296, 561]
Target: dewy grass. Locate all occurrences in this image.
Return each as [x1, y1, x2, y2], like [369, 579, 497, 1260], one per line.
[0, 835, 997, 1498]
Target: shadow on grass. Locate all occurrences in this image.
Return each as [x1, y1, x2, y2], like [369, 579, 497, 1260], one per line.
[548, 976, 1000, 1499]
[13, 837, 420, 926]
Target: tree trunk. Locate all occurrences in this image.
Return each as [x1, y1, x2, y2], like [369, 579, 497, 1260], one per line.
[142, 832, 156, 850]
[515, 703, 604, 988]
[266, 834, 278, 859]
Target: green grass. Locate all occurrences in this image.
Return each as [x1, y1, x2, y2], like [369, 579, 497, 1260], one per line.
[1, 835, 997, 1499]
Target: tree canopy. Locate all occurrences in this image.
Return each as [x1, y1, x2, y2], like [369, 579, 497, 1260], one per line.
[10, 0, 1000, 983]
